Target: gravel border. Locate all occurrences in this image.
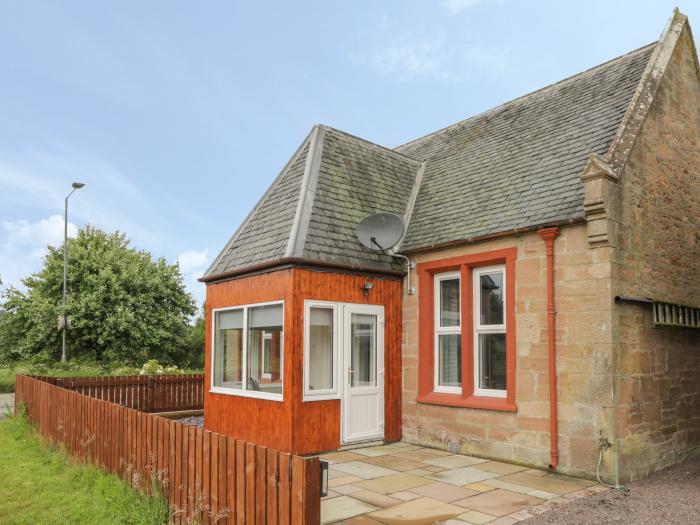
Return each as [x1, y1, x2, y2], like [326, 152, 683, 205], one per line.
[522, 455, 700, 524]
[177, 416, 204, 428]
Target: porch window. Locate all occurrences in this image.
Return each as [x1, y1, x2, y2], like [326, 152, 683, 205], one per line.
[304, 301, 338, 399]
[212, 301, 284, 401]
[213, 308, 244, 390]
[434, 272, 461, 393]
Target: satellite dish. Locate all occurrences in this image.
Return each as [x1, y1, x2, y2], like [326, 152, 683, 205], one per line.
[356, 213, 404, 252]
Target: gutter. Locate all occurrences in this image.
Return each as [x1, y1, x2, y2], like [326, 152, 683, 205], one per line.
[399, 217, 585, 256]
[539, 227, 561, 470]
[199, 257, 405, 284]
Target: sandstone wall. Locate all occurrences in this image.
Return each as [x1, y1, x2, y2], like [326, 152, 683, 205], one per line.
[612, 25, 700, 481]
[402, 224, 615, 479]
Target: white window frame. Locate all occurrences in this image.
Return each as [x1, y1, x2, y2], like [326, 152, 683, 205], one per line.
[303, 300, 340, 401]
[261, 331, 272, 379]
[434, 271, 462, 394]
[210, 300, 284, 402]
[473, 265, 507, 398]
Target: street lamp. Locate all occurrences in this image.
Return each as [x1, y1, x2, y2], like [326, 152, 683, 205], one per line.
[61, 182, 85, 363]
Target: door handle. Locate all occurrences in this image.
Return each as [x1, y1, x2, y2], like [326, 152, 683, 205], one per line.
[347, 368, 354, 382]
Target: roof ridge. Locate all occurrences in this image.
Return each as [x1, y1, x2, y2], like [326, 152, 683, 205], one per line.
[286, 125, 326, 257]
[318, 124, 421, 164]
[394, 42, 657, 153]
[397, 161, 425, 251]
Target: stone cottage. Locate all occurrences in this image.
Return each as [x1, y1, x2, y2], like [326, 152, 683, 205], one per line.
[200, 9, 699, 484]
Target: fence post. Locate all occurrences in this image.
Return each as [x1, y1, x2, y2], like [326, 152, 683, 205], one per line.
[146, 376, 154, 413]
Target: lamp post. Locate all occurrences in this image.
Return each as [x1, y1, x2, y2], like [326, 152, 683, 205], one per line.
[61, 182, 85, 363]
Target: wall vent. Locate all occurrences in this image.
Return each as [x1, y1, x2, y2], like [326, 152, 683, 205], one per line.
[653, 302, 700, 329]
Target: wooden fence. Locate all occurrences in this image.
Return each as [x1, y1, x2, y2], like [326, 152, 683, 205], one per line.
[14, 375, 320, 524]
[33, 373, 204, 413]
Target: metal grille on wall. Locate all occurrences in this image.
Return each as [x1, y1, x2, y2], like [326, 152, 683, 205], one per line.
[653, 302, 700, 329]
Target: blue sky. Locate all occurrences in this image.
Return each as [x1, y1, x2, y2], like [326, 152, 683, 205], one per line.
[1, 1, 697, 308]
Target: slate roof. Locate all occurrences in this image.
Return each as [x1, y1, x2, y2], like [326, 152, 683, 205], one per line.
[396, 44, 655, 251]
[203, 42, 655, 280]
[205, 126, 420, 277]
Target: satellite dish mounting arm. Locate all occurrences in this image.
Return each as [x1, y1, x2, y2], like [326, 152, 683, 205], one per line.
[372, 236, 415, 295]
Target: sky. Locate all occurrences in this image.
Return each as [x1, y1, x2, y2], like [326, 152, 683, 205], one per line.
[1, 0, 697, 310]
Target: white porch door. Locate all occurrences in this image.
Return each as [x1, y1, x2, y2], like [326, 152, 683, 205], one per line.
[342, 304, 385, 444]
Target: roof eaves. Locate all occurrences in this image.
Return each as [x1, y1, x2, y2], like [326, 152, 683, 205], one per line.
[605, 9, 689, 173]
[286, 124, 326, 257]
[201, 126, 315, 278]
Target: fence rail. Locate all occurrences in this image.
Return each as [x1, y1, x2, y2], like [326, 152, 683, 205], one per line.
[14, 374, 320, 524]
[33, 373, 204, 413]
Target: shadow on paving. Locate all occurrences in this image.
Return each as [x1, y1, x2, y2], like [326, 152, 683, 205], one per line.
[522, 456, 700, 525]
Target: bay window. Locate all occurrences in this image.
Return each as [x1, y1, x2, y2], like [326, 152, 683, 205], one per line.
[212, 301, 284, 401]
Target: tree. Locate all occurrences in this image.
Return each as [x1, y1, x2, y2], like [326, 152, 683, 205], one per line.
[0, 226, 197, 365]
[184, 303, 206, 369]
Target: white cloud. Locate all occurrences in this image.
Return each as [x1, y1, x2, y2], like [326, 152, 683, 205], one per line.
[442, 0, 487, 14]
[353, 34, 455, 81]
[354, 33, 511, 81]
[177, 249, 210, 276]
[0, 214, 78, 291]
[2, 214, 77, 259]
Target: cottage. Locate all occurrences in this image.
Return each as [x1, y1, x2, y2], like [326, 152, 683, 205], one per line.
[200, 9, 700, 484]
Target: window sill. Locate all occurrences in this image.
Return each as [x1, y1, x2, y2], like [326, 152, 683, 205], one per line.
[302, 394, 341, 402]
[209, 387, 284, 403]
[416, 392, 516, 412]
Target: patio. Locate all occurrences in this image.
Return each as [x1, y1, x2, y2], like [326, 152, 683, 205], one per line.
[320, 442, 606, 524]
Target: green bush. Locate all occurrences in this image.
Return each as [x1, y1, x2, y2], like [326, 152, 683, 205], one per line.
[0, 360, 202, 393]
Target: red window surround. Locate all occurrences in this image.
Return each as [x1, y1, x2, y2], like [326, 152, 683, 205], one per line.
[416, 247, 517, 412]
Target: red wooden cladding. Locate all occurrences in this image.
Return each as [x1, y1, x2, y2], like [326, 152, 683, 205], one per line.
[31, 373, 205, 413]
[205, 266, 403, 455]
[15, 374, 321, 524]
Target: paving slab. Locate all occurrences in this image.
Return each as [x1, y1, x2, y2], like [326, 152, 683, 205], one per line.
[370, 497, 464, 524]
[409, 481, 479, 503]
[321, 451, 365, 464]
[391, 490, 422, 501]
[332, 460, 398, 479]
[315, 442, 599, 524]
[354, 472, 434, 494]
[475, 460, 529, 475]
[500, 472, 591, 495]
[456, 489, 544, 517]
[428, 466, 500, 486]
[424, 454, 488, 469]
[351, 489, 403, 508]
[363, 454, 426, 472]
[321, 495, 378, 524]
[457, 509, 497, 524]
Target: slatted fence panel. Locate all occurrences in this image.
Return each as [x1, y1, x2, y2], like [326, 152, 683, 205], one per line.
[14, 375, 320, 524]
[30, 374, 204, 413]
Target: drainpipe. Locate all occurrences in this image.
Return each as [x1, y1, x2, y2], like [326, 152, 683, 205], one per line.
[538, 227, 560, 470]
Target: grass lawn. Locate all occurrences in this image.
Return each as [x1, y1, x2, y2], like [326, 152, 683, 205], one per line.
[0, 414, 170, 525]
